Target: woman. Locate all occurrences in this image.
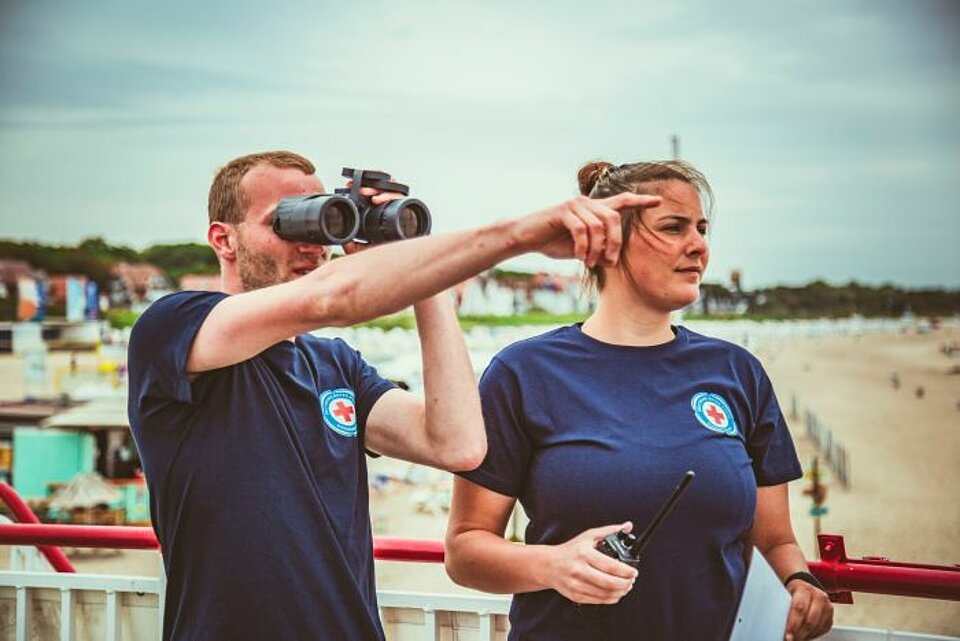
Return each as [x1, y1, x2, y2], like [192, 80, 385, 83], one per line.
[445, 160, 833, 641]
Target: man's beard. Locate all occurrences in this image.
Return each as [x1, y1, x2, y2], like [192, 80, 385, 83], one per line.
[236, 244, 286, 292]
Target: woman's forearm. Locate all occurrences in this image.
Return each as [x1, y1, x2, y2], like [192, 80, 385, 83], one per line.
[761, 540, 810, 582]
[446, 530, 555, 594]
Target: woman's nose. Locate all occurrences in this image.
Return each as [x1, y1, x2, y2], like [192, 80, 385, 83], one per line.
[687, 231, 708, 256]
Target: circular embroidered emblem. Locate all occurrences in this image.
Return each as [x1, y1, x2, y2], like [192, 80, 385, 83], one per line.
[690, 392, 738, 436]
[320, 388, 358, 437]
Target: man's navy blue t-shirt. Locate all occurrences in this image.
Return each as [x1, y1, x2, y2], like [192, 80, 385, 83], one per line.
[127, 291, 395, 641]
[460, 324, 802, 641]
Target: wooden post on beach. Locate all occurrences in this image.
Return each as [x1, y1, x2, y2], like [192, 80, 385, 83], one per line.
[804, 457, 827, 547]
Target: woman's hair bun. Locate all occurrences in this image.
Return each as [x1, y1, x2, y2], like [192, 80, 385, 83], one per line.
[577, 161, 614, 196]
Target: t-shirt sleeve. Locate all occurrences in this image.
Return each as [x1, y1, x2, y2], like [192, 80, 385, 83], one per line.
[457, 356, 532, 498]
[127, 291, 227, 407]
[746, 367, 803, 486]
[341, 342, 397, 432]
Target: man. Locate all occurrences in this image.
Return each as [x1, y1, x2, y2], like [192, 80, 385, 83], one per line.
[127, 150, 660, 640]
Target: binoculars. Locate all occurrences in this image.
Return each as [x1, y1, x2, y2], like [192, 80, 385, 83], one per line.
[272, 168, 431, 245]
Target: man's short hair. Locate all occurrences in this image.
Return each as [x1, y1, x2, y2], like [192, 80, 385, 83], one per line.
[208, 151, 316, 224]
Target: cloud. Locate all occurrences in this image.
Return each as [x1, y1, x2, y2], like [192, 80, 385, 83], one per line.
[0, 0, 958, 287]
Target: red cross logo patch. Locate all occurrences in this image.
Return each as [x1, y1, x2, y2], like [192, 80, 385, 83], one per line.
[691, 392, 739, 436]
[320, 388, 358, 437]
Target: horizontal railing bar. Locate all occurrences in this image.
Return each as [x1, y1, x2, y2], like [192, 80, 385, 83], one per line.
[377, 590, 511, 615]
[1, 522, 957, 602]
[0, 571, 162, 593]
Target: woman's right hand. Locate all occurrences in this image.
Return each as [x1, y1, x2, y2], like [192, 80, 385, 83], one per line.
[544, 522, 639, 604]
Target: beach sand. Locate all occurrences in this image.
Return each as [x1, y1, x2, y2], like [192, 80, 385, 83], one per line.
[760, 327, 960, 635]
[1, 327, 958, 635]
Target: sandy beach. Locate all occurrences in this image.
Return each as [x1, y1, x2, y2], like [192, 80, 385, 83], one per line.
[1, 324, 958, 635]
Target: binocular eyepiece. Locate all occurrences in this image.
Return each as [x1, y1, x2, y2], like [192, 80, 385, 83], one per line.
[272, 168, 431, 245]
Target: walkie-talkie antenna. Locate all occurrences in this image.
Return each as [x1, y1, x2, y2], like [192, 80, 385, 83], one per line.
[630, 470, 695, 557]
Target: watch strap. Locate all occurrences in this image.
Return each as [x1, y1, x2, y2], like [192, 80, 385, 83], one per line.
[784, 570, 827, 592]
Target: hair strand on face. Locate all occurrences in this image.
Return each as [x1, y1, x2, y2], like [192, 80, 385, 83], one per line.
[576, 159, 713, 293]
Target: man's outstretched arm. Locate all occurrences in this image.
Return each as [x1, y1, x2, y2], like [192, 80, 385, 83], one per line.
[186, 192, 661, 375]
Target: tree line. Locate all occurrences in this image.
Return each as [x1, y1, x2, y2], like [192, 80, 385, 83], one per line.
[0, 237, 218, 287]
[1, 237, 958, 318]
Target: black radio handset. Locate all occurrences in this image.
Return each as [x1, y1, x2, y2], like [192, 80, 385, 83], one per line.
[578, 471, 695, 617]
[597, 470, 696, 567]
[579, 470, 695, 619]
[595, 470, 696, 567]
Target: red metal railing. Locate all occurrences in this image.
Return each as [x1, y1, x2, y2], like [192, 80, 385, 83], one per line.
[2, 484, 957, 602]
[0, 483, 74, 573]
[810, 534, 960, 603]
[0, 522, 443, 564]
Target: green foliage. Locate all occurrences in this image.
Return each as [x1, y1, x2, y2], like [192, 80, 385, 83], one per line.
[357, 315, 417, 331]
[104, 308, 140, 329]
[141, 243, 218, 285]
[358, 311, 588, 331]
[0, 238, 115, 285]
[491, 268, 537, 280]
[0, 237, 216, 289]
[748, 281, 960, 317]
[458, 312, 587, 330]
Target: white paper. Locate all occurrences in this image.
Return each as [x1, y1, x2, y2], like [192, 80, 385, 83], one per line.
[728, 547, 792, 641]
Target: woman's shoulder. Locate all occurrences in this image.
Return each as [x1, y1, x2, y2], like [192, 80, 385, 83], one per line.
[492, 324, 583, 364]
[677, 325, 762, 367]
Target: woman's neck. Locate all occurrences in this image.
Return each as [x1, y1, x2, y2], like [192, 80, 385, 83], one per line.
[581, 288, 675, 347]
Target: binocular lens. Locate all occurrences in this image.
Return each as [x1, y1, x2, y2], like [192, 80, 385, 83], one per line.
[323, 201, 355, 239]
[398, 206, 421, 238]
[273, 194, 360, 245]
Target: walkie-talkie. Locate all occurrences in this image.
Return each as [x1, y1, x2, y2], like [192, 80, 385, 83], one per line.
[595, 470, 695, 567]
[579, 471, 695, 616]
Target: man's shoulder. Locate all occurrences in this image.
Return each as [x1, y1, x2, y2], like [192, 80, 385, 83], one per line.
[128, 291, 229, 363]
[133, 291, 226, 333]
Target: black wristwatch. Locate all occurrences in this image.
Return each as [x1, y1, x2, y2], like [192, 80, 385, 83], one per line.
[784, 571, 827, 593]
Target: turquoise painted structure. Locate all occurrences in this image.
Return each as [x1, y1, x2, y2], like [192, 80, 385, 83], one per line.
[11, 428, 96, 500]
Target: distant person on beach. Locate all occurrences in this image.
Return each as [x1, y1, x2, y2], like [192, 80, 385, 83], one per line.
[126, 150, 660, 641]
[445, 160, 834, 641]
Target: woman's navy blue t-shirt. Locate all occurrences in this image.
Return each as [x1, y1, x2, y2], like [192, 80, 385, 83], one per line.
[127, 291, 395, 641]
[460, 324, 802, 641]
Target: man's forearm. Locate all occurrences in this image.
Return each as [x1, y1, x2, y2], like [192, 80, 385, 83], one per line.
[313, 220, 522, 328]
[413, 293, 485, 471]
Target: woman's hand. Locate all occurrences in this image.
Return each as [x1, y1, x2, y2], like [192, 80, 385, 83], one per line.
[544, 522, 638, 604]
[783, 579, 833, 640]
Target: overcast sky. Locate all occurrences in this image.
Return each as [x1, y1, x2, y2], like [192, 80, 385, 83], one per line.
[1, 0, 957, 289]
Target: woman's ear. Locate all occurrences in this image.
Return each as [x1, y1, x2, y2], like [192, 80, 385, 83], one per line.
[208, 222, 237, 260]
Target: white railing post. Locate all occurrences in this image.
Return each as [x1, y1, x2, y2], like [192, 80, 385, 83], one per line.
[60, 587, 76, 641]
[156, 553, 167, 636]
[423, 607, 437, 640]
[478, 609, 494, 641]
[15, 585, 32, 641]
[105, 589, 121, 641]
